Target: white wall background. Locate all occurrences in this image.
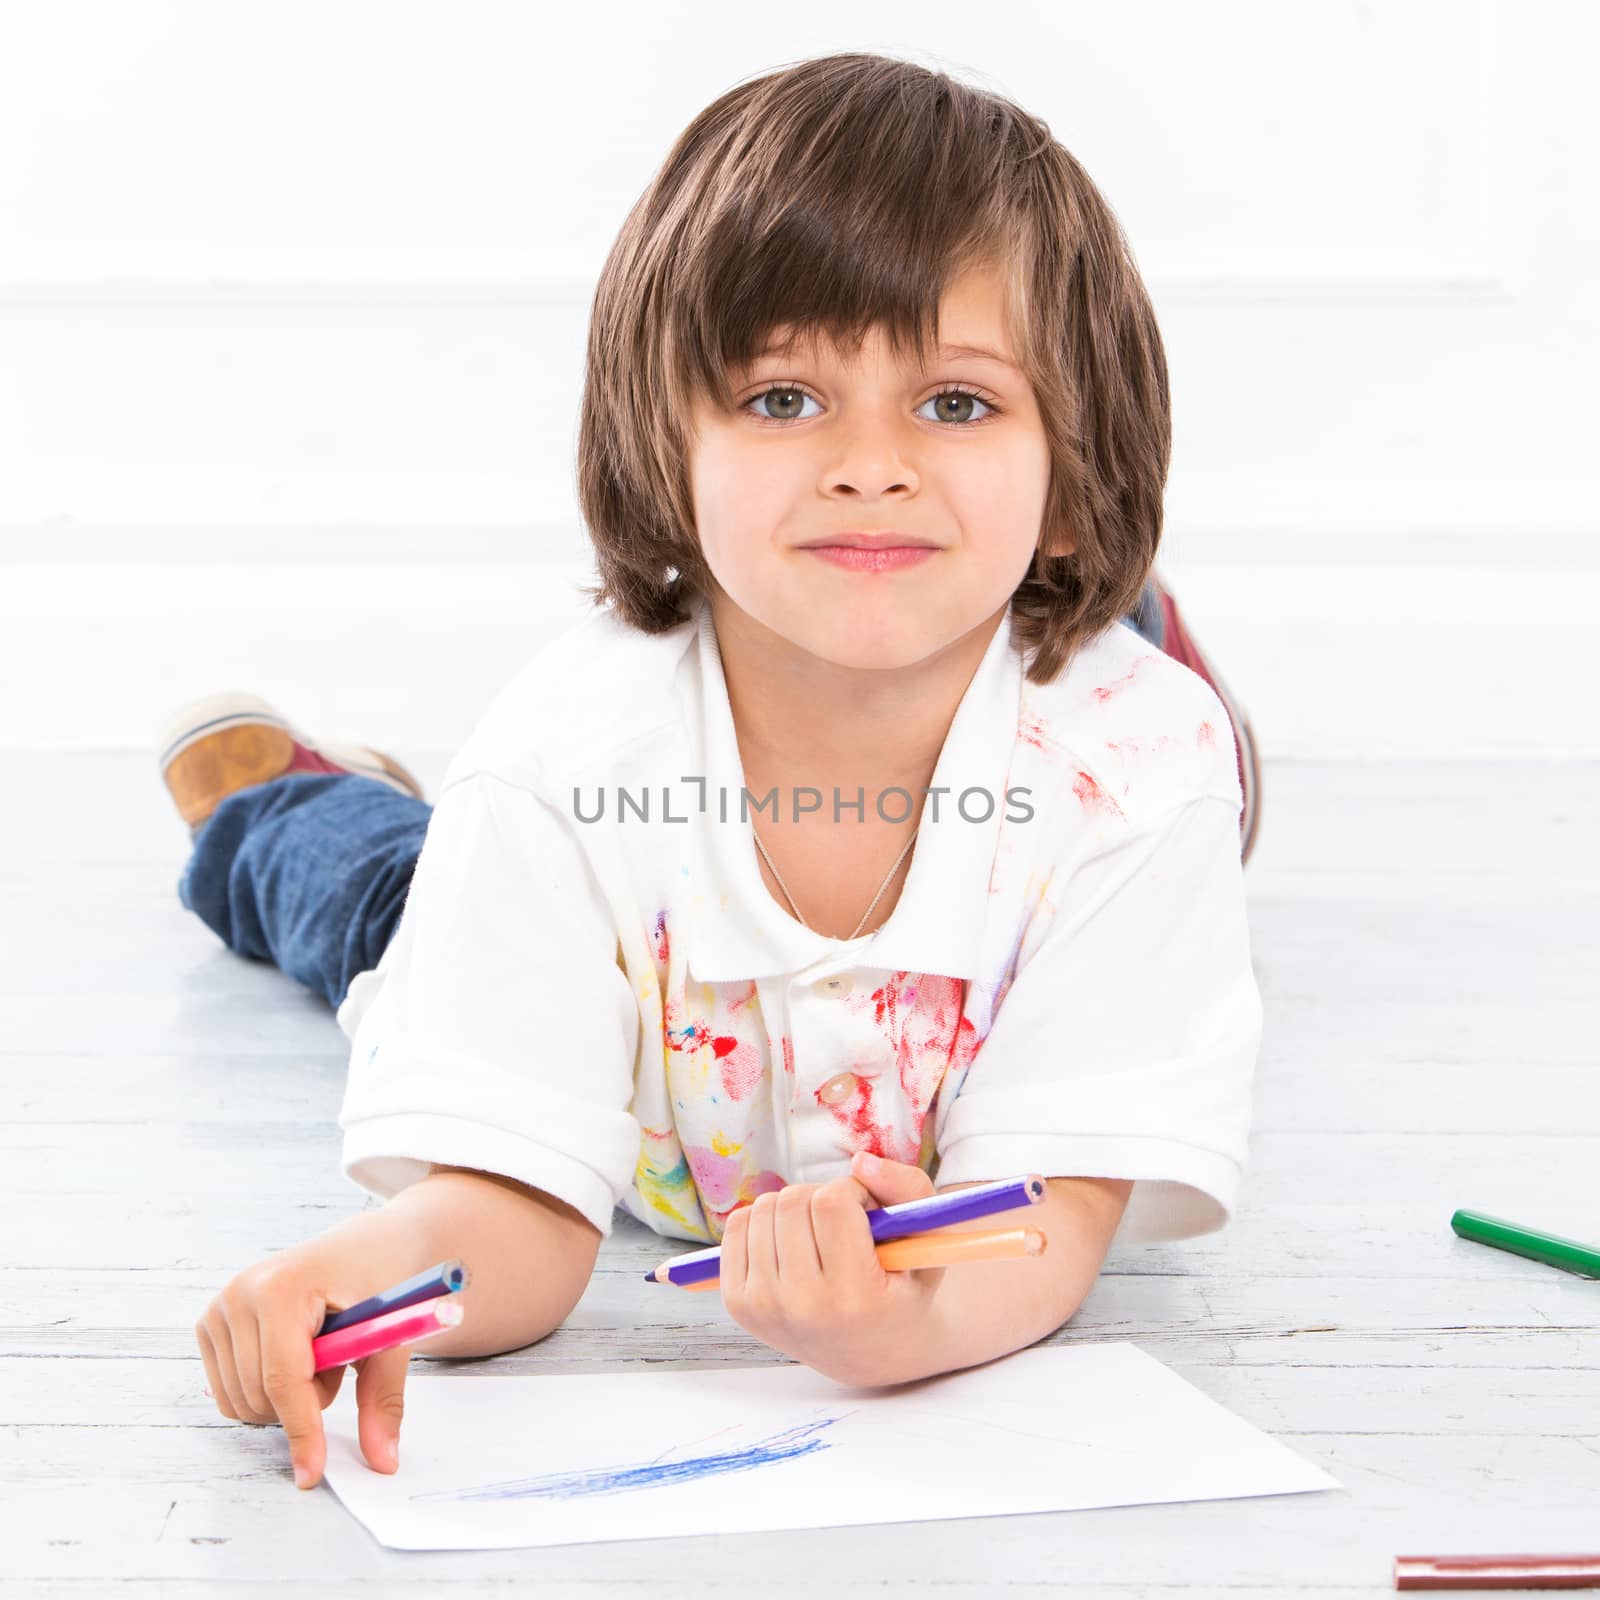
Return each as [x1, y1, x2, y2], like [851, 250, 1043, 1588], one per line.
[1, 0, 1595, 760]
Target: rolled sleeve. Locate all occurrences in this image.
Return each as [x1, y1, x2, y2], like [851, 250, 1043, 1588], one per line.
[337, 770, 642, 1239]
[935, 795, 1263, 1245]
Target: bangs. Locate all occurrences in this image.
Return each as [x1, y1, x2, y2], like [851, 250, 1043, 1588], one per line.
[658, 60, 1042, 416]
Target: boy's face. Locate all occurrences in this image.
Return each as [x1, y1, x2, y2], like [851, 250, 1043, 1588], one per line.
[686, 260, 1059, 672]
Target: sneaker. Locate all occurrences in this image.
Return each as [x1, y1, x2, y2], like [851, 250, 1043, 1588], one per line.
[1148, 572, 1263, 865]
[156, 691, 426, 839]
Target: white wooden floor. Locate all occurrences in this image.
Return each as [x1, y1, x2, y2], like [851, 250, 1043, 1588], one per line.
[4, 753, 1599, 1597]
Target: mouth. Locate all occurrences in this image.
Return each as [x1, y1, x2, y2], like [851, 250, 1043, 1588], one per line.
[798, 532, 941, 551]
[803, 544, 939, 572]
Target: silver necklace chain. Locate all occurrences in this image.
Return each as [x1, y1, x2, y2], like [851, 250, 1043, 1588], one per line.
[751, 821, 919, 941]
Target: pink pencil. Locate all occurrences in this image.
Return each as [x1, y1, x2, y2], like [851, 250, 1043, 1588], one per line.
[311, 1296, 463, 1373]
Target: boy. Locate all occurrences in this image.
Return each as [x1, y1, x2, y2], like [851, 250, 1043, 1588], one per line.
[172, 51, 1263, 1490]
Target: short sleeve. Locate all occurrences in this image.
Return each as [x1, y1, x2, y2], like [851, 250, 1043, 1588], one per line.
[337, 769, 643, 1239]
[934, 794, 1263, 1245]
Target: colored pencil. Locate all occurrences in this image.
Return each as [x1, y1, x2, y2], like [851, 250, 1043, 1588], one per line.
[317, 1258, 469, 1335]
[646, 1172, 1046, 1288]
[1394, 1552, 1600, 1589]
[673, 1224, 1047, 1290]
[1450, 1210, 1600, 1280]
[311, 1297, 462, 1373]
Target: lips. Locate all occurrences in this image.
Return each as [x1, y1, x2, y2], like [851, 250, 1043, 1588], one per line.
[800, 532, 940, 550]
[805, 544, 938, 572]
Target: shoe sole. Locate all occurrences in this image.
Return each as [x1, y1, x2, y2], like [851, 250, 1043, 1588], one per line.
[156, 691, 426, 830]
[155, 691, 293, 771]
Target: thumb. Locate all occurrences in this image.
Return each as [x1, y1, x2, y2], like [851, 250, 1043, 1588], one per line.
[850, 1149, 936, 1204]
[353, 1343, 412, 1474]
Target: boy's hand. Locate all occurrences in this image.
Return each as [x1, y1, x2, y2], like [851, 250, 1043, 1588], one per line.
[715, 1150, 943, 1387]
[195, 1237, 415, 1491]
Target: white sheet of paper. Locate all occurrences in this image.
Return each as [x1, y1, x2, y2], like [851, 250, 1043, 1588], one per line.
[320, 1341, 1341, 1551]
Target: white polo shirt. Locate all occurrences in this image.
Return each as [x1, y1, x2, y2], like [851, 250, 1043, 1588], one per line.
[335, 591, 1263, 1249]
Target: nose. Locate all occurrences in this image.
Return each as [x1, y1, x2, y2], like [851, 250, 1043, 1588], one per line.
[819, 419, 920, 499]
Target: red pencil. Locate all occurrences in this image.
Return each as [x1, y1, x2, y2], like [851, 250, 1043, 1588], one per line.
[311, 1296, 462, 1373]
[1395, 1553, 1600, 1590]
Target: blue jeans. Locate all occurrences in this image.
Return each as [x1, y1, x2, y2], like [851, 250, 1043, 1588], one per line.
[176, 582, 1168, 1015]
[178, 775, 430, 1015]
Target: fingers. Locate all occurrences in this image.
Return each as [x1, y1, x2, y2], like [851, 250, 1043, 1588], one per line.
[726, 1188, 832, 1306]
[744, 1192, 780, 1285]
[353, 1344, 412, 1474]
[221, 1296, 275, 1421]
[810, 1180, 880, 1286]
[195, 1318, 235, 1419]
[718, 1202, 749, 1298]
[257, 1296, 327, 1489]
[770, 1185, 825, 1290]
[199, 1304, 255, 1423]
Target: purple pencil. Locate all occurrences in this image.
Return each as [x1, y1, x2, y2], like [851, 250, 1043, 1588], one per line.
[645, 1172, 1046, 1287]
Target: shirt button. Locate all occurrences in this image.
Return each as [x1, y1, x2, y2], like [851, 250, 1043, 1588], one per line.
[814, 973, 854, 997]
[817, 1071, 858, 1105]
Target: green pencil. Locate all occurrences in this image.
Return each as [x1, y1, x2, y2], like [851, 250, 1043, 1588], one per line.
[1451, 1209, 1600, 1280]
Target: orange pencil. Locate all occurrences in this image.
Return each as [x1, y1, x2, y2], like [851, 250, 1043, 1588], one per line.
[673, 1224, 1047, 1290]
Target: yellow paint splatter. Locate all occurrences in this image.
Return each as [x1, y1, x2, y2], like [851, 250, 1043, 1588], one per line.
[639, 1187, 695, 1229]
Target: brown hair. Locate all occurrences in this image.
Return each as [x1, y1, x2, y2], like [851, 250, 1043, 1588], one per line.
[575, 50, 1170, 684]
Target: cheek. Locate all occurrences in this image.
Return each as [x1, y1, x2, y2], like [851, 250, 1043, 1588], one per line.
[953, 442, 1049, 527]
[688, 442, 739, 555]
[692, 433, 754, 518]
[979, 425, 1050, 498]
[694, 442, 791, 542]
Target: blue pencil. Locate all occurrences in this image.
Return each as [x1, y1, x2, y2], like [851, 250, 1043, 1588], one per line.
[317, 1258, 470, 1335]
[645, 1173, 1047, 1288]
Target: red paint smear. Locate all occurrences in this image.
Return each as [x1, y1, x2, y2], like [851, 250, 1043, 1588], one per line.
[905, 978, 981, 1121]
[1090, 656, 1151, 703]
[1197, 720, 1216, 747]
[718, 1035, 765, 1101]
[947, 1013, 981, 1078]
[652, 909, 670, 964]
[1106, 735, 1177, 756]
[780, 1034, 795, 1076]
[866, 971, 911, 1031]
[816, 1071, 895, 1161]
[1072, 769, 1124, 816]
[835, 971, 980, 1163]
[1018, 712, 1049, 750]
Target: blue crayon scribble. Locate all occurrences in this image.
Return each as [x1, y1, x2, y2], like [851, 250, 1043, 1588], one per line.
[412, 1409, 855, 1503]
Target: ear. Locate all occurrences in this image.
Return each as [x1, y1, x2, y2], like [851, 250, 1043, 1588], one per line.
[1039, 522, 1077, 560]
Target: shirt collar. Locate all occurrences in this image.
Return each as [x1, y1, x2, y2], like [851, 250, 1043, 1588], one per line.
[682, 595, 1023, 984]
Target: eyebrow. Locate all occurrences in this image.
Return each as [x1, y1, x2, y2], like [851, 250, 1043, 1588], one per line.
[750, 339, 1019, 370]
[933, 342, 1017, 368]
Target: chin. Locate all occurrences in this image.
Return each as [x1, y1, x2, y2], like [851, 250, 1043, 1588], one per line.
[790, 614, 947, 671]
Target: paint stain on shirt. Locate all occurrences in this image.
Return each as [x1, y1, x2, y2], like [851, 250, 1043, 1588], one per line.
[1091, 654, 1155, 703]
[1073, 769, 1126, 817]
[714, 1032, 765, 1102]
